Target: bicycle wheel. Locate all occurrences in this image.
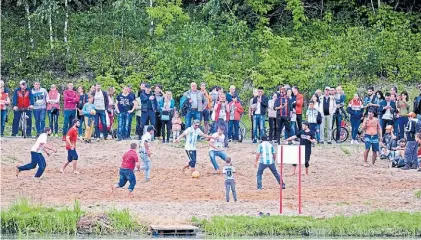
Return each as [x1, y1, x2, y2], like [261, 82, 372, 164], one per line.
[21, 114, 27, 138]
[238, 121, 246, 143]
[332, 127, 348, 143]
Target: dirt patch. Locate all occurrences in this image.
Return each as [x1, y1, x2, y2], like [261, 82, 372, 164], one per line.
[77, 213, 112, 234]
[1, 137, 420, 225]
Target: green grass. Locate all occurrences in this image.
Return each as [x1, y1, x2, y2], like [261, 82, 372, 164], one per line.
[415, 190, 421, 199]
[193, 211, 421, 237]
[1, 199, 145, 236]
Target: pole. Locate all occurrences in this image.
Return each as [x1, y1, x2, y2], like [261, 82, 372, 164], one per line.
[298, 146, 302, 214]
[280, 145, 283, 214]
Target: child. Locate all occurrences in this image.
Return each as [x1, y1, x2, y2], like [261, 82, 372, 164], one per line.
[227, 95, 244, 142]
[285, 121, 316, 176]
[60, 119, 80, 174]
[380, 125, 398, 160]
[112, 143, 140, 197]
[223, 157, 237, 202]
[306, 100, 319, 146]
[82, 95, 96, 143]
[171, 111, 182, 141]
[392, 139, 406, 168]
[139, 125, 154, 182]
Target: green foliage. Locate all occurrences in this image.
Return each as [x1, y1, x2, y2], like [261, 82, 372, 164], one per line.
[195, 211, 421, 237]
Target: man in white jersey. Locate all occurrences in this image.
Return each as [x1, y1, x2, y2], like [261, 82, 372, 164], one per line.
[209, 126, 228, 174]
[175, 119, 212, 173]
[16, 127, 57, 178]
[139, 125, 154, 182]
[255, 135, 285, 190]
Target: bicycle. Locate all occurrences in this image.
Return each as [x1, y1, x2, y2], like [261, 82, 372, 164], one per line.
[18, 108, 30, 138]
[332, 119, 365, 143]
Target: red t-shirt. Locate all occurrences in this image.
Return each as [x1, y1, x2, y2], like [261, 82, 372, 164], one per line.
[121, 149, 139, 170]
[66, 127, 78, 150]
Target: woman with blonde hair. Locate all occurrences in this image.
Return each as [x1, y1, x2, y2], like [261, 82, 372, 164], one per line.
[159, 91, 175, 143]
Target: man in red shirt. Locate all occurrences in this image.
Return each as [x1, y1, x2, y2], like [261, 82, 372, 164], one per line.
[111, 143, 140, 197]
[60, 119, 80, 174]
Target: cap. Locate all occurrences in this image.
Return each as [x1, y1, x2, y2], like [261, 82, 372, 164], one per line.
[145, 84, 151, 88]
[193, 119, 200, 125]
[385, 125, 393, 130]
[19, 80, 27, 85]
[72, 119, 80, 125]
[147, 125, 155, 132]
[325, 86, 330, 90]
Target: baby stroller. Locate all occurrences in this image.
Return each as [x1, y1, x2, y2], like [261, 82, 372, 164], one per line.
[98, 110, 117, 139]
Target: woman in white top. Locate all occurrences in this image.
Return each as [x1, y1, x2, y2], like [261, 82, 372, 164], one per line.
[268, 93, 277, 141]
[311, 94, 322, 143]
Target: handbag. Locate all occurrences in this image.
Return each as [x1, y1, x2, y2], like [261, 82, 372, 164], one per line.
[161, 111, 170, 121]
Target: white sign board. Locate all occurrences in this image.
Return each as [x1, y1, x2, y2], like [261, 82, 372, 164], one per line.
[277, 145, 305, 165]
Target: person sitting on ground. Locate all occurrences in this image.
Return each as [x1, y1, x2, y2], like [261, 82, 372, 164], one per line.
[223, 157, 237, 203]
[392, 139, 406, 168]
[285, 121, 316, 176]
[380, 125, 398, 160]
[111, 143, 140, 197]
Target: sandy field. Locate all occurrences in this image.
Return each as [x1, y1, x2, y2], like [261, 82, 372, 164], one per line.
[1, 137, 420, 225]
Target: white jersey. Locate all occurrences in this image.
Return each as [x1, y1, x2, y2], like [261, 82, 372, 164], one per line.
[209, 132, 225, 152]
[139, 132, 152, 153]
[31, 133, 48, 153]
[223, 165, 235, 180]
[184, 127, 203, 151]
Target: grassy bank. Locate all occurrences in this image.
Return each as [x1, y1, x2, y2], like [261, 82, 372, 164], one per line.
[1, 199, 146, 236]
[193, 211, 421, 237]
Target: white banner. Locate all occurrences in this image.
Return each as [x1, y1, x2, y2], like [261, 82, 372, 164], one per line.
[277, 145, 305, 165]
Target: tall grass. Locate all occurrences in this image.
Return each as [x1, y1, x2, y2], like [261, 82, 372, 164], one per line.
[1, 199, 145, 236]
[194, 211, 421, 237]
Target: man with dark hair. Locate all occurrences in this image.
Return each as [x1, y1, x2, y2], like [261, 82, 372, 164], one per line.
[252, 87, 268, 143]
[291, 86, 304, 132]
[414, 84, 421, 119]
[12, 80, 34, 137]
[274, 87, 292, 144]
[379, 92, 397, 133]
[255, 135, 285, 190]
[112, 142, 140, 197]
[401, 112, 419, 170]
[16, 127, 56, 178]
[362, 109, 382, 166]
[364, 87, 379, 117]
[60, 119, 81, 174]
[116, 86, 137, 141]
[139, 84, 157, 138]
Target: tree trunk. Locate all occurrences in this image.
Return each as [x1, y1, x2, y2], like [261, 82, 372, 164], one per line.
[370, 0, 376, 14]
[377, 0, 380, 8]
[25, 2, 34, 49]
[149, 0, 153, 36]
[49, 3, 54, 59]
[64, 0, 69, 55]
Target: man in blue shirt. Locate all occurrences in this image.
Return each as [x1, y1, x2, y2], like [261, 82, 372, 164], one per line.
[139, 84, 157, 139]
[116, 86, 137, 141]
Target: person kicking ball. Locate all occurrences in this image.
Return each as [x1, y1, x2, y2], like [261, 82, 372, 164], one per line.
[174, 119, 212, 174]
[60, 119, 80, 174]
[112, 143, 140, 197]
[285, 121, 316, 176]
[16, 127, 57, 178]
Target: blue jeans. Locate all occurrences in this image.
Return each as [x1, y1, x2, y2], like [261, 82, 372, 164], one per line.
[333, 113, 342, 142]
[94, 110, 108, 139]
[127, 113, 133, 138]
[48, 110, 59, 134]
[140, 153, 151, 180]
[209, 150, 228, 170]
[62, 110, 76, 135]
[309, 123, 319, 141]
[185, 110, 201, 128]
[228, 120, 239, 140]
[286, 121, 296, 139]
[117, 168, 136, 192]
[12, 109, 32, 136]
[18, 152, 46, 178]
[78, 115, 85, 136]
[253, 114, 265, 141]
[118, 112, 130, 139]
[350, 117, 361, 140]
[140, 110, 156, 136]
[256, 162, 281, 189]
[1, 110, 7, 136]
[397, 117, 408, 140]
[33, 109, 46, 135]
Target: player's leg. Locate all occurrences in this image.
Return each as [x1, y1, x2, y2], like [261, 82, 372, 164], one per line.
[34, 153, 47, 178]
[256, 163, 266, 189]
[16, 152, 38, 176]
[209, 150, 219, 171]
[371, 136, 379, 165]
[305, 154, 310, 176]
[225, 180, 230, 202]
[112, 168, 129, 193]
[189, 150, 197, 173]
[127, 170, 136, 196]
[231, 180, 237, 202]
[60, 150, 72, 173]
[71, 150, 79, 174]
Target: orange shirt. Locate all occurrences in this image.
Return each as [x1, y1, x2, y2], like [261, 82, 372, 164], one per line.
[66, 127, 78, 150]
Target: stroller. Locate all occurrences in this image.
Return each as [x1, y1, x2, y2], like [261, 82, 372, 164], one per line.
[98, 110, 117, 139]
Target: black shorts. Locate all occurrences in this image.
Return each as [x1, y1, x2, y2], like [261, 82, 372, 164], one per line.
[67, 149, 79, 162]
[186, 150, 197, 168]
[201, 109, 210, 122]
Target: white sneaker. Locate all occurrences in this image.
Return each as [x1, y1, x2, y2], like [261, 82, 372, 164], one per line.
[355, 140, 360, 144]
[351, 140, 355, 144]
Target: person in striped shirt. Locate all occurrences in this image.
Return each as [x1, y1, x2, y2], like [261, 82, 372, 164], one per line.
[255, 136, 285, 190]
[175, 119, 212, 174]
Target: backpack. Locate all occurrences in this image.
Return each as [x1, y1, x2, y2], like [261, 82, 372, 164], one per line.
[179, 96, 190, 117]
[316, 111, 322, 125]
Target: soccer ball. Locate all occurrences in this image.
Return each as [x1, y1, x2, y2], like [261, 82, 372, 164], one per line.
[192, 171, 200, 178]
[90, 110, 96, 115]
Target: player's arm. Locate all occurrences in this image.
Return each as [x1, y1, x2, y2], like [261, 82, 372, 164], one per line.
[377, 120, 382, 140]
[285, 135, 297, 142]
[362, 118, 368, 130]
[66, 135, 75, 149]
[209, 138, 218, 150]
[144, 141, 151, 156]
[134, 154, 140, 171]
[44, 143, 57, 153]
[255, 153, 260, 168]
[175, 130, 187, 142]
